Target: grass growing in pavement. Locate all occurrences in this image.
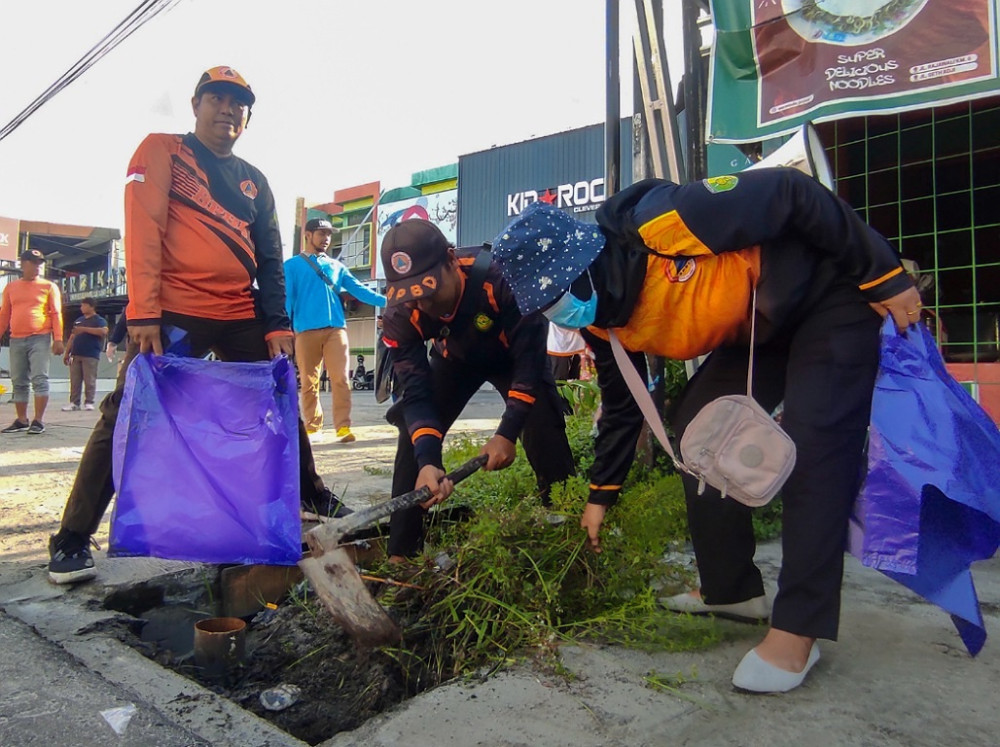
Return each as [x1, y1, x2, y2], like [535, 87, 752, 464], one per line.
[359, 379, 783, 685]
[372, 436, 714, 685]
[305, 377, 783, 688]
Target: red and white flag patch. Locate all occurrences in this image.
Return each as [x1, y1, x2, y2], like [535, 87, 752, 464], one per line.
[126, 166, 146, 184]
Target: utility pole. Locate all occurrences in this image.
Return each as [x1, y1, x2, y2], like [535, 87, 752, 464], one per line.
[606, 0, 620, 199]
[681, 0, 708, 182]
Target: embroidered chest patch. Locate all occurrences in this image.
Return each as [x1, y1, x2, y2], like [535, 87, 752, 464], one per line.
[664, 257, 697, 283]
[474, 312, 494, 332]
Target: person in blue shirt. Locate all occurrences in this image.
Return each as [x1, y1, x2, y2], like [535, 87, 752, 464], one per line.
[285, 218, 387, 442]
[61, 297, 108, 411]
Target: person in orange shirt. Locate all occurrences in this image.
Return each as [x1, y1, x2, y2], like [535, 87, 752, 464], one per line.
[0, 249, 65, 434]
[47, 66, 348, 585]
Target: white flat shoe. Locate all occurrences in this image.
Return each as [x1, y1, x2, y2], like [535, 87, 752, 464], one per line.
[732, 642, 820, 693]
[659, 591, 770, 623]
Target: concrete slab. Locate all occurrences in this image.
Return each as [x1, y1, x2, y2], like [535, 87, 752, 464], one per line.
[320, 546, 1000, 747]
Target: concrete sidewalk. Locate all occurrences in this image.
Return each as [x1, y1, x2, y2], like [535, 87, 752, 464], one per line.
[1, 388, 998, 746]
[3, 542, 997, 747]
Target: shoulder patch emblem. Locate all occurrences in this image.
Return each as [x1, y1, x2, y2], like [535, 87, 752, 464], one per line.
[702, 175, 738, 194]
[473, 312, 494, 332]
[240, 179, 258, 199]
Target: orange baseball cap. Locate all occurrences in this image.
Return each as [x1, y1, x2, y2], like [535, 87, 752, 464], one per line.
[194, 66, 255, 106]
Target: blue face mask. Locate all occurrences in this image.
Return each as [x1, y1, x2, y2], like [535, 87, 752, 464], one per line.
[542, 272, 597, 329]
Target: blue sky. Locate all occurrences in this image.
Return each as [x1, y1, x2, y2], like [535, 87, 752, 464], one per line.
[0, 0, 686, 251]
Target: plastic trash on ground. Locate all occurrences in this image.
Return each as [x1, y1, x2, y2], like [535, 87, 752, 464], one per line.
[100, 703, 137, 736]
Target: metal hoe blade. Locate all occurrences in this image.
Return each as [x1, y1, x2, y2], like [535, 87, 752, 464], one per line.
[300, 455, 487, 645]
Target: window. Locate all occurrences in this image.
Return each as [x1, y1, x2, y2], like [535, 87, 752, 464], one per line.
[333, 212, 372, 270]
[824, 100, 1000, 364]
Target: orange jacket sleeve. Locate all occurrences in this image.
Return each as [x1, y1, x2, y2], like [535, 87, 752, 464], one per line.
[47, 281, 63, 339]
[124, 134, 173, 324]
[0, 285, 11, 335]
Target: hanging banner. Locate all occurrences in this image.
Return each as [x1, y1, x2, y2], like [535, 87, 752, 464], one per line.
[373, 190, 457, 281]
[708, 0, 1000, 143]
[0, 216, 19, 262]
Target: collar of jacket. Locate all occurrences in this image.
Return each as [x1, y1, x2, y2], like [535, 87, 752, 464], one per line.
[590, 180, 661, 328]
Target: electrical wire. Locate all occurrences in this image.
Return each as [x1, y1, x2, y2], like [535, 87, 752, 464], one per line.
[0, 0, 183, 143]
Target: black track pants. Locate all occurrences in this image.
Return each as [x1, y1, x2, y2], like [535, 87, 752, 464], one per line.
[670, 296, 881, 640]
[386, 358, 575, 558]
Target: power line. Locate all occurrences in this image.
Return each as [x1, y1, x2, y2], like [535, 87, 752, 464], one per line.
[0, 0, 183, 143]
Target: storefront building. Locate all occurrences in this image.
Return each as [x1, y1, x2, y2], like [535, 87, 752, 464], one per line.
[304, 96, 999, 420]
[0, 219, 124, 380]
[455, 119, 632, 246]
[818, 99, 1000, 419]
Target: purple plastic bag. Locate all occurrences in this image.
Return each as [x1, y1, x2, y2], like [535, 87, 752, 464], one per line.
[849, 319, 1000, 655]
[109, 354, 301, 565]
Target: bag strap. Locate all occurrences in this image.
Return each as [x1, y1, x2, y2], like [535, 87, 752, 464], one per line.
[608, 284, 760, 472]
[609, 330, 688, 474]
[300, 253, 336, 288]
[746, 284, 758, 398]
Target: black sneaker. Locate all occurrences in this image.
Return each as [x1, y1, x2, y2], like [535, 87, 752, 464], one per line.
[48, 530, 97, 584]
[1, 419, 29, 433]
[302, 488, 353, 519]
[27, 420, 45, 434]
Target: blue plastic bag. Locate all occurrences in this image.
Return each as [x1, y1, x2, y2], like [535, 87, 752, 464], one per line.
[109, 354, 301, 565]
[848, 319, 1000, 655]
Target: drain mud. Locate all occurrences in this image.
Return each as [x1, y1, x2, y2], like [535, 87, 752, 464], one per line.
[102, 565, 446, 745]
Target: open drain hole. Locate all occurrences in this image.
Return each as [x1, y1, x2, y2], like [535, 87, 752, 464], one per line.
[101, 558, 448, 745]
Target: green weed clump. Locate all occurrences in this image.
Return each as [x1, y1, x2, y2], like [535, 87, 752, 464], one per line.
[362, 382, 781, 686]
[378, 493, 720, 685]
[370, 408, 723, 683]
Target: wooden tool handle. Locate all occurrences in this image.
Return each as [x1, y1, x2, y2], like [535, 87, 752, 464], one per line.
[312, 454, 488, 547]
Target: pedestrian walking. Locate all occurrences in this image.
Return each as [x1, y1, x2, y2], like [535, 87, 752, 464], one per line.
[284, 217, 386, 442]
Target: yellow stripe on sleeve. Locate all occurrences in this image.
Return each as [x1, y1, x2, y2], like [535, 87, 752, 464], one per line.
[858, 266, 904, 291]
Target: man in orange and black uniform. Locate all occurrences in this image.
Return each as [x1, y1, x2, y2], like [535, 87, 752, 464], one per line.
[379, 220, 574, 561]
[47, 66, 345, 585]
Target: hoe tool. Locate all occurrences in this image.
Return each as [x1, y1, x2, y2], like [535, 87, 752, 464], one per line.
[299, 455, 487, 646]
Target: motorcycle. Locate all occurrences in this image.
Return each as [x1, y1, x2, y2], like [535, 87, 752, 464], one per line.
[352, 357, 375, 390]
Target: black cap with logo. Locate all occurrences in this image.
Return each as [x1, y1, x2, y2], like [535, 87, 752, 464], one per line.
[380, 220, 452, 306]
[305, 218, 334, 232]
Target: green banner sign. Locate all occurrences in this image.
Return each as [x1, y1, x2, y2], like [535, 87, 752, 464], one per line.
[708, 0, 1000, 143]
